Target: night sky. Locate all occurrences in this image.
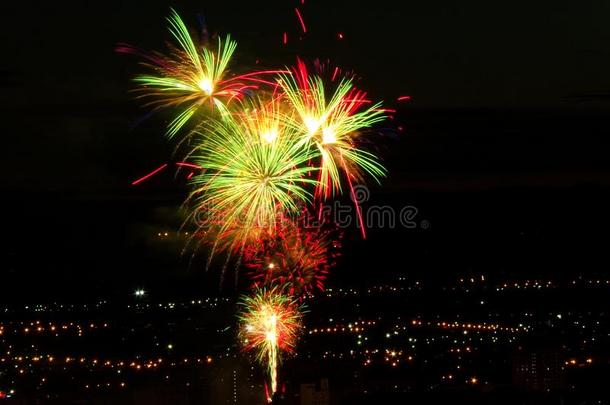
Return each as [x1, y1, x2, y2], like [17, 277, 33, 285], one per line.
[2, 0, 610, 300]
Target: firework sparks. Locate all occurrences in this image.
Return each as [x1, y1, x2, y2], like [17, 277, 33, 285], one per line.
[118, 9, 283, 138]
[130, 162, 203, 185]
[175, 162, 203, 170]
[131, 163, 168, 186]
[295, 8, 307, 34]
[245, 221, 339, 297]
[238, 288, 304, 401]
[278, 60, 387, 200]
[187, 98, 319, 252]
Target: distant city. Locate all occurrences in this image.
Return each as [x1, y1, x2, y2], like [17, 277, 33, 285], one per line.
[0, 274, 608, 404]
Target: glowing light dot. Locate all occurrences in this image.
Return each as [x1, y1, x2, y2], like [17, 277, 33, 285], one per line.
[198, 77, 213, 95]
[322, 127, 336, 144]
[262, 129, 278, 143]
[304, 116, 320, 135]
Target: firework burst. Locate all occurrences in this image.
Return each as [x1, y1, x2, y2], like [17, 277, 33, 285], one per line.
[118, 9, 283, 138]
[187, 98, 319, 253]
[238, 288, 304, 401]
[244, 221, 340, 297]
[278, 59, 387, 200]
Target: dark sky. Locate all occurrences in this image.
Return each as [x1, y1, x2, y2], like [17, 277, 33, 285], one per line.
[1, 1, 610, 299]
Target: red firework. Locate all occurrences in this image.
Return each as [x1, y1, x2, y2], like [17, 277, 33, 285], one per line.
[244, 222, 341, 297]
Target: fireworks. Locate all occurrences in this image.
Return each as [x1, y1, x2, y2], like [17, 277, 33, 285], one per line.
[118, 9, 282, 138]
[187, 98, 319, 252]
[245, 221, 339, 297]
[238, 288, 304, 401]
[120, 7, 392, 401]
[278, 59, 387, 200]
